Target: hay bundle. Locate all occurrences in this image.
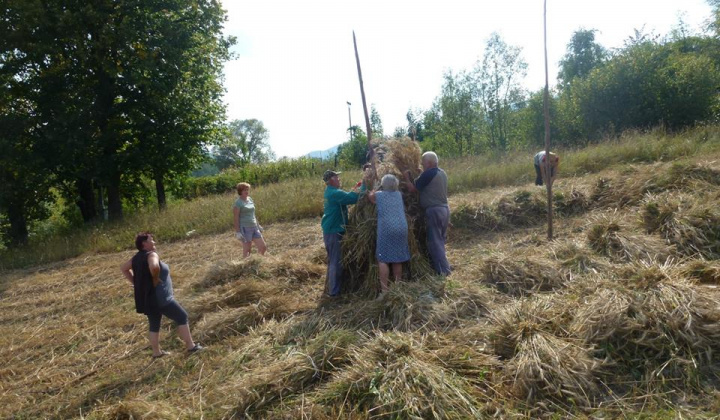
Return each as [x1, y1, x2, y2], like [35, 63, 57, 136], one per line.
[480, 251, 567, 296]
[488, 296, 572, 360]
[676, 259, 720, 284]
[342, 138, 435, 297]
[569, 264, 720, 388]
[451, 201, 501, 232]
[199, 256, 325, 291]
[189, 279, 272, 321]
[657, 162, 720, 189]
[551, 240, 607, 274]
[313, 331, 486, 419]
[495, 190, 546, 227]
[427, 282, 501, 329]
[586, 214, 674, 263]
[554, 188, 591, 216]
[330, 276, 444, 331]
[195, 297, 299, 343]
[589, 174, 649, 209]
[225, 329, 357, 418]
[642, 194, 720, 259]
[503, 330, 602, 409]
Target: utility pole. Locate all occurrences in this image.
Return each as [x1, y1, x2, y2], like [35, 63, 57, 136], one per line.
[543, 0, 554, 240]
[347, 101, 353, 141]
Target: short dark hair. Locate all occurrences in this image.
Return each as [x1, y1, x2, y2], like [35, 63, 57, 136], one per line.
[135, 232, 152, 251]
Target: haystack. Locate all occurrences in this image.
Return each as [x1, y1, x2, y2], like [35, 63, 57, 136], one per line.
[341, 138, 436, 297]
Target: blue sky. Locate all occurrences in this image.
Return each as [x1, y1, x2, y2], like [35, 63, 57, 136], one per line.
[220, 0, 713, 158]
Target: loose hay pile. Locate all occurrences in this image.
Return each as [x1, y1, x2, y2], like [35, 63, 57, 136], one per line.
[342, 138, 436, 297]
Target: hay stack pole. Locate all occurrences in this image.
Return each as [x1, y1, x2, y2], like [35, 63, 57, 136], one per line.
[353, 31, 377, 176]
[542, 0, 554, 240]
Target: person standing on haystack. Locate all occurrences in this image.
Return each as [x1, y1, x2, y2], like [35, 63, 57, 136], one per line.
[321, 170, 364, 297]
[368, 174, 411, 297]
[405, 151, 452, 276]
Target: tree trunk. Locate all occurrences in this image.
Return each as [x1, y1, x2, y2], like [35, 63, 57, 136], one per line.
[107, 171, 123, 221]
[155, 171, 167, 210]
[76, 178, 98, 222]
[6, 203, 28, 246]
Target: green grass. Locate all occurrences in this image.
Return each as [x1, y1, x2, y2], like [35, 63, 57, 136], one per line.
[0, 175, 359, 269]
[2, 125, 720, 269]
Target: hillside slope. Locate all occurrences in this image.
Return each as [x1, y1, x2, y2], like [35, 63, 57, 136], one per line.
[2, 158, 720, 418]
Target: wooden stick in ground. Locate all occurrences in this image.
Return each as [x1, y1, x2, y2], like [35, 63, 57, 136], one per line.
[542, 0, 554, 240]
[353, 31, 377, 178]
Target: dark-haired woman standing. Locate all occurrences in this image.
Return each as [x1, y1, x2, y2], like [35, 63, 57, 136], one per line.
[120, 232, 202, 357]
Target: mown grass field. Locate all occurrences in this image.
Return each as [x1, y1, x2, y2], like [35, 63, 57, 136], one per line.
[2, 127, 720, 418]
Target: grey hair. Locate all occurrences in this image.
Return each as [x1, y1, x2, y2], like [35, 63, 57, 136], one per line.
[422, 151, 438, 166]
[380, 174, 399, 192]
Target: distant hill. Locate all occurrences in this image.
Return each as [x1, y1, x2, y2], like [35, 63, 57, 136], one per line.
[305, 145, 339, 160]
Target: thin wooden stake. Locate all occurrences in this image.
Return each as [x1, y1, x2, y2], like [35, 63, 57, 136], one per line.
[543, 0, 554, 240]
[353, 31, 376, 177]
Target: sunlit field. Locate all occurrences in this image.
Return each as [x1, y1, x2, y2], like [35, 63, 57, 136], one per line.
[2, 127, 720, 418]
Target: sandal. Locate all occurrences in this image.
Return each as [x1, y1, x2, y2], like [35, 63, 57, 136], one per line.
[187, 344, 204, 354]
[152, 350, 170, 358]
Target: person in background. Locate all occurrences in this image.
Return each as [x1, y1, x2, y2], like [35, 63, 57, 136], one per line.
[405, 151, 451, 276]
[534, 150, 559, 186]
[368, 174, 410, 297]
[321, 170, 363, 297]
[233, 182, 267, 258]
[120, 232, 202, 358]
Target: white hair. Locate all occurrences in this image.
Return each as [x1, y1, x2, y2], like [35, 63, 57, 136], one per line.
[380, 174, 399, 191]
[422, 151, 438, 166]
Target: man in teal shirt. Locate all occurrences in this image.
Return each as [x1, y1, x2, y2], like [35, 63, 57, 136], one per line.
[321, 170, 363, 297]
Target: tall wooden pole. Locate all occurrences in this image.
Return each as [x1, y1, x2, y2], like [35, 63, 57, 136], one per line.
[353, 31, 376, 176]
[543, 0, 554, 240]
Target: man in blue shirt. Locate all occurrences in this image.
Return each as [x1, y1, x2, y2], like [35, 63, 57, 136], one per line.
[321, 170, 363, 297]
[405, 151, 451, 275]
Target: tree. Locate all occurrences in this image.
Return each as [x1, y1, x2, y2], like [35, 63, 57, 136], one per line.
[473, 33, 528, 150]
[336, 126, 368, 167]
[215, 119, 275, 169]
[370, 105, 384, 139]
[0, 0, 233, 227]
[557, 29, 607, 89]
[405, 108, 426, 141]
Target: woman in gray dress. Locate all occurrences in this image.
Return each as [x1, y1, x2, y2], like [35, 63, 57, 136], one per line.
[368, 174, 411, 296]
